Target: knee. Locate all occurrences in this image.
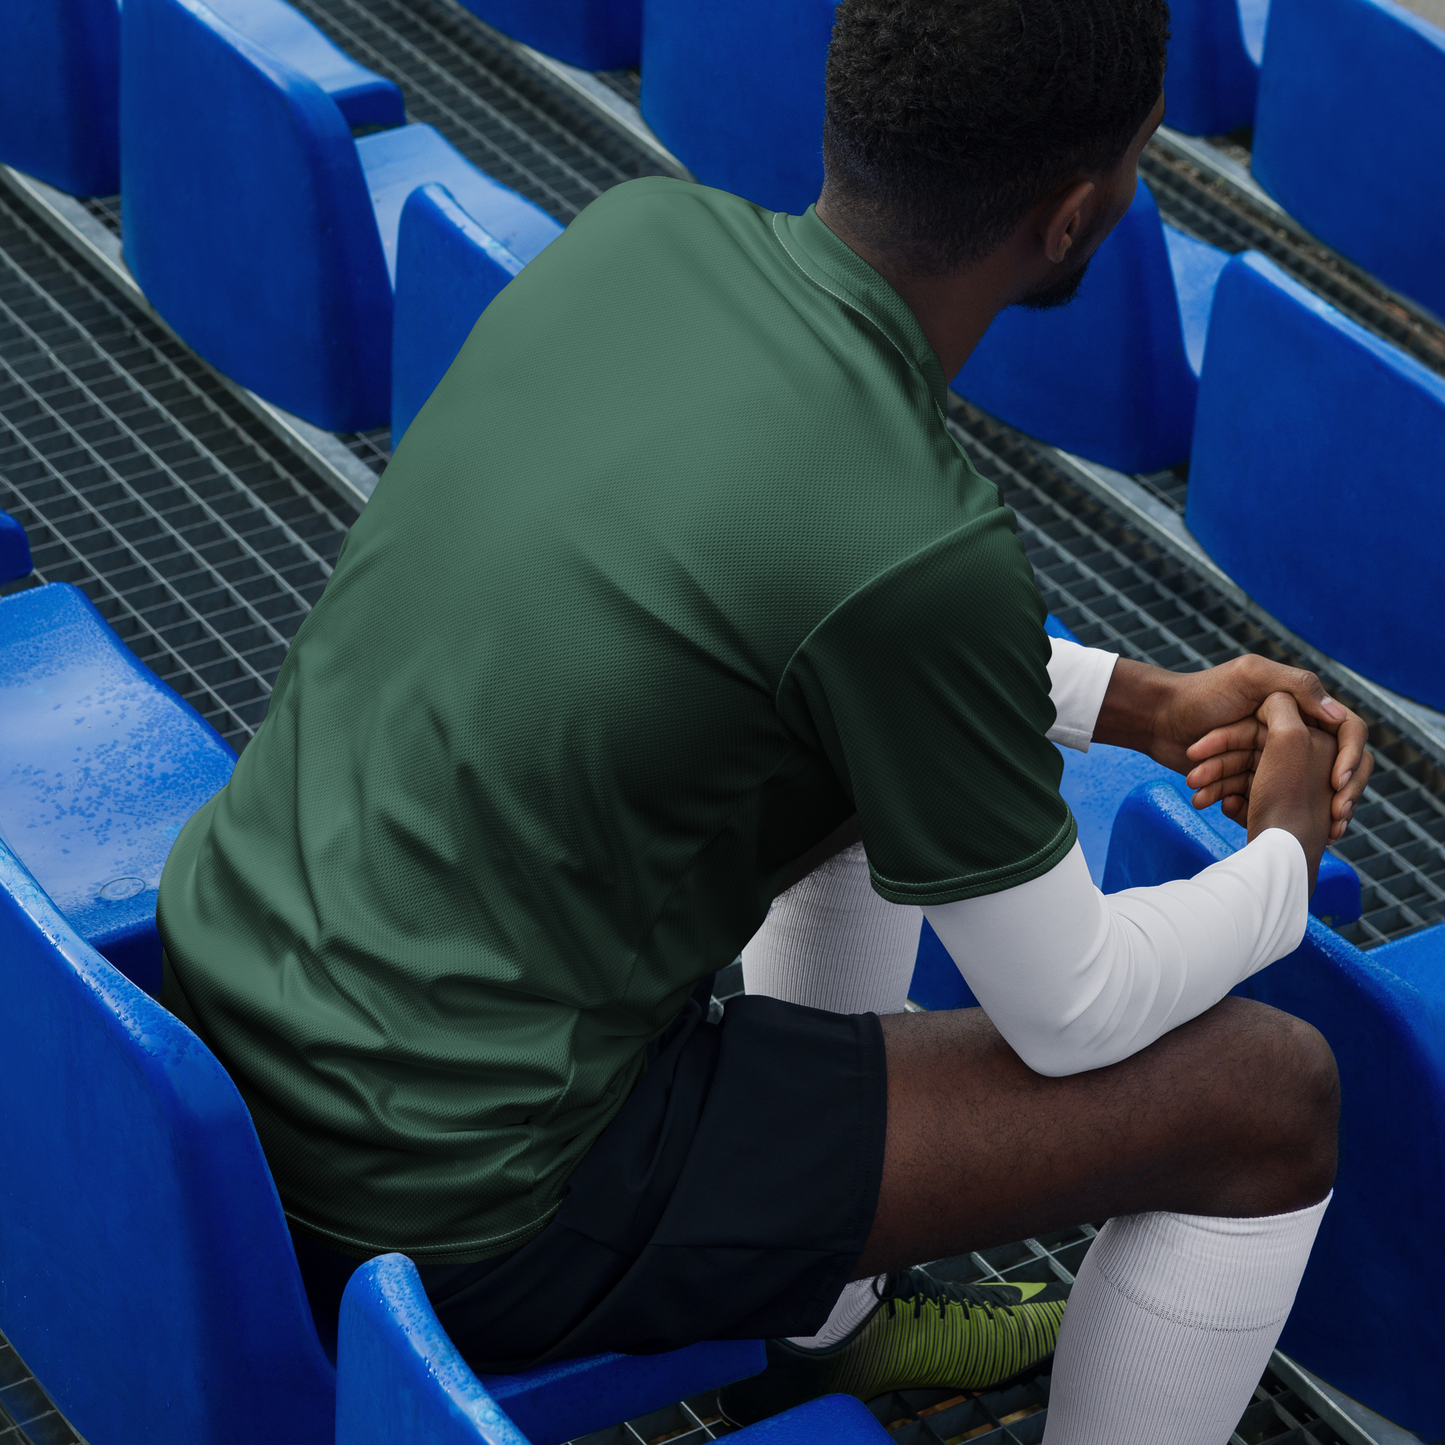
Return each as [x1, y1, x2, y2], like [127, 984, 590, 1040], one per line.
[1222, 999, 1339, 1205]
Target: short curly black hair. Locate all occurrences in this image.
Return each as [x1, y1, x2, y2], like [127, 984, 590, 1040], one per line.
[823, 0, 1171, 273]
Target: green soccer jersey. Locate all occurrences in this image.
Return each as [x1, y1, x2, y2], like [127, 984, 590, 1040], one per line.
[157, 178, 1074, 1262]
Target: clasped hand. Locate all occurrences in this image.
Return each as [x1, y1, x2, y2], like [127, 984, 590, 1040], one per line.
[1095, 654, 1373, 864]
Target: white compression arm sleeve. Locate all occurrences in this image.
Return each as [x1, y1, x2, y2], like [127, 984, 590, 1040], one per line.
[1046, 637, 1118, 752]
[923, 833, 1309, 1076]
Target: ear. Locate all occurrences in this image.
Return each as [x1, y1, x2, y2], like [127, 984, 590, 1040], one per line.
[1042, 180, 1096, 265]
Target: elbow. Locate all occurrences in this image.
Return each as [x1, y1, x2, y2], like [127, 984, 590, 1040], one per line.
[996, 1023, 1114, 1079]
[996, 1014, 1151, 1078]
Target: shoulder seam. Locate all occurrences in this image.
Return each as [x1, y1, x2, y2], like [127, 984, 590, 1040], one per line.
[772, 511, 1006, 714]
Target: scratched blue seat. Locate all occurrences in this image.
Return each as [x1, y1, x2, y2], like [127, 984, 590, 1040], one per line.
[1161, 0, 1269, 136]
[954, 180, 1230, 474]
[0, 834, 336, 1445]
[122, 0, 558, 432]
[639, 0, 836, 215]
[908, 613, 1359, 1008]
[455, 0, 641, 70]
[1252, 0, 1445, 322]
[1185, 252, 1445, 711]
[391, 182, 562, 448]
[0, 0, 120, 196]
[338, 1254, 886, 1445]
[1104, 779, 1445, 1442]
[0, 581, 235, 997]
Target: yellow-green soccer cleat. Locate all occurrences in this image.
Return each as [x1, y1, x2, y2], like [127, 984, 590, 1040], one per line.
[717, 1269, 1068, 1427]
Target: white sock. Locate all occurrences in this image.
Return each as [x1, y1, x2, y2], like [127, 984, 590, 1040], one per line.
[742, 843, 913, 1351]
[742, 842, 922, 1016]
[787, 1275, 882, 1350]
[1043, 1193, 1332, 1445]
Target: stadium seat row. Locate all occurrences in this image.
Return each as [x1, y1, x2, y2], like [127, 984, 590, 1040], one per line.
[3, 0, 1442, 714]
[0, 567, 1436, 1438]
[0, 0, 563, 440]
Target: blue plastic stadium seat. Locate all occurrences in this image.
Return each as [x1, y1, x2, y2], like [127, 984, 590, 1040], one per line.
[0, 506, 32, 581]
[1186, 251, 1445, 711]
[1252, 0, 1445, 323]
[0, 582, 236, 996]
[908, 612, 1359, 1008]
[337, 1254, 881, 1445]
[122, 0, 557, 433]
[640, 0, 838, 215]
[454, 0, 641, 71]
[1161, 0, 1269, 136]
[954, 181, 1230, 474]
[0, 0, 120, 197]
[0, 835, 335, 1445]
[391, 181, 563, 447]
[1104, 779, 1445, 1441]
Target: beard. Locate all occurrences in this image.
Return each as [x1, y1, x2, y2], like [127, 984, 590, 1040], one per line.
[1016, 254, 1094, 311]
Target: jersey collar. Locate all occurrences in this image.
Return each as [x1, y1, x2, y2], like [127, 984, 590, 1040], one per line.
[772, 205, 948, 411]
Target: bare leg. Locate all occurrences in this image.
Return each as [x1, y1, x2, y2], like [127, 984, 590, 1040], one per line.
[859, 996, 1337, 1275]
[858, 998, 1338, 1445]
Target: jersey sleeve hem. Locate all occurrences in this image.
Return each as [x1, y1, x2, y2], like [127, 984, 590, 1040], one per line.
[868, 811, 1078, 906]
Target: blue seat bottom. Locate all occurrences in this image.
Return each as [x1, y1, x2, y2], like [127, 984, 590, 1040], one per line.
[360, 124, 562, 287]
[0, 583, 236, 994]
[480, 1340, 766, 1445]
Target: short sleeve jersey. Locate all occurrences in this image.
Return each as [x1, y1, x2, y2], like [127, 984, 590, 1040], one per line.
[157, 179, 1075, 1263]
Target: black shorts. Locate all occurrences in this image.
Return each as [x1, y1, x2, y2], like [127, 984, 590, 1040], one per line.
[294, 985, 887, 1373]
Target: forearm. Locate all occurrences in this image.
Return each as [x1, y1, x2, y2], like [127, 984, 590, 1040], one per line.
[922, 834, 1309, 1076]
[1090, 656, 1177, 756]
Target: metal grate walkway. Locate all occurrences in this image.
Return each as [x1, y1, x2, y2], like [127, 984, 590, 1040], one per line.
[0, 187, 357, 751]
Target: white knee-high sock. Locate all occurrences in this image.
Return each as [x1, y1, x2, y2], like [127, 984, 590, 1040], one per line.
[743, 842, 917, 1347]
[787, 1276, 882, 1350]
[742, 842, 922, 1016]
[1043, 1194, 1331, 1445]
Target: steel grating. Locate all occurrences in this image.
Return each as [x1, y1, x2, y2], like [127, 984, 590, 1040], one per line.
[0, 186, 358, 752]
[292, 0, 668, 223]
[0, 1333, 80, 1445]
[950, 396, 1445, 950]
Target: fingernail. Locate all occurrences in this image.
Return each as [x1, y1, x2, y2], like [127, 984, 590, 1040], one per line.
[1323, 698, 1346, 721]
[1343, 800, 1354, 818]
[1340, 770, 1353, 788]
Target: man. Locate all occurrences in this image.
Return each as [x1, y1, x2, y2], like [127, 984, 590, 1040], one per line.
[157, 1, 1373, 1440]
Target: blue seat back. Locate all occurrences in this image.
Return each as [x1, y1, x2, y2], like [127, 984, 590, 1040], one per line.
[0, 506, 32, 581]
[1162, 0, 1267, 135]
[0, 0, 120, 196]
[1252, 0, 1445, 322]
[1104, 779, 1445, 1441]
[456, 0, 642, 71]
[122, 0, 395, 431]
[391, 182, 563, 447]
[0, 838, 334, 1445]
[1186, 251, 1445, 710]
[203, 0, 405, 130]
[954, 182, 1225, 474]
[338, 1255, 767, 1445]
[640, 0, 839, 215]
[0, 583, 237, 996]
